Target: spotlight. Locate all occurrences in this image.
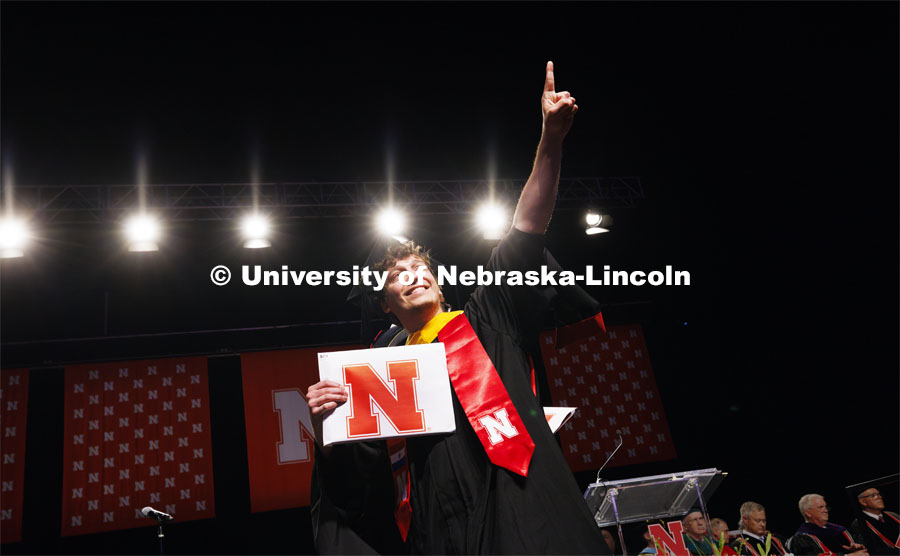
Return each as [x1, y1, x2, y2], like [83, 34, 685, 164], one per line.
[242, 214, 271, 249]
[476, 203, 508, 240]
[0, 216, 29, 258]
[125, 213, 161, 252]
[375, 207, 406, 240]
[585, 210, 612, 235]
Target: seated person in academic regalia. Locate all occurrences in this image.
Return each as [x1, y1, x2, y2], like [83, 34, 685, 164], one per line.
[849, 487, 900, 555]
[710, 518, 733, 544]
[787, 493, 869, 556]
[731, 502, 788, 556]
[682, 510, 716, 556]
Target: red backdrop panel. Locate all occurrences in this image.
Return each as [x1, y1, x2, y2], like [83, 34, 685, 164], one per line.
[540, 324, 677, 472]
[241, 345, 360, 513]
[1, 368, 29, 544]
[61, 357, 215, 536]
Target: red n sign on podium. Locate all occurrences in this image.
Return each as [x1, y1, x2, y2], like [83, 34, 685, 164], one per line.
[648, 521, 690, 556]
[318, 344, 455, 446]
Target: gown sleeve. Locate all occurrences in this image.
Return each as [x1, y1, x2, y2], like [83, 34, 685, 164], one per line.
[310, 441, 405, 555]
[467, 227, 604, 376]
[466, 227, 555, 343]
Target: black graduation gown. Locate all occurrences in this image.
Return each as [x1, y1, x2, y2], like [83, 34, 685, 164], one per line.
[312, 228, 610, 555]
[731, 532, 788, 556]
[850, 512, 900, 555]
[310, 440, 407, 555]
[788, 522, 860, 555]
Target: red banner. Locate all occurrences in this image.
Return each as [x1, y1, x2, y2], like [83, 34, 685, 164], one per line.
[1, 368, 29, 544]
[540, 324, 676, 472]
[241, 345, 360, 513]
[61, 357, 215, 536]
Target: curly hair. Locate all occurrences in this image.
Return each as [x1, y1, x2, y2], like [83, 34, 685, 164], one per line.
[367, 242, 444, 327]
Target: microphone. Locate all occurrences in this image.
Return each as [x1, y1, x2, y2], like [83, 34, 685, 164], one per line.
[141, 506, 174, 523]
[595, 429, 625, 481]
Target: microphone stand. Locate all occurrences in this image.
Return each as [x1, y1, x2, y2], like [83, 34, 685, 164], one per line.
[596, 431, 625, 554]
[595, 431, 625, 483]
[157, 522, 165, 556]
[142, 507, 173, 554]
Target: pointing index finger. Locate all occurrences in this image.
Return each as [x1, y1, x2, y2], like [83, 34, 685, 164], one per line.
[544, 61, 555, 93]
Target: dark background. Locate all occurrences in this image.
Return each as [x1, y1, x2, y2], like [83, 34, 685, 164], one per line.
[1, 2, 897, 554]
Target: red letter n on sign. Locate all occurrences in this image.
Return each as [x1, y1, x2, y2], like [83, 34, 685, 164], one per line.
[343, 360, 425, 438]
[647, 521, 689, 556]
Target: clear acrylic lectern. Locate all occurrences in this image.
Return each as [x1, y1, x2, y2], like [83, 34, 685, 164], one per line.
[583, 468, 726, 556]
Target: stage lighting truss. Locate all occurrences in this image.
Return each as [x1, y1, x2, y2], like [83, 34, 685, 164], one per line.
[8, 178, 644, 224]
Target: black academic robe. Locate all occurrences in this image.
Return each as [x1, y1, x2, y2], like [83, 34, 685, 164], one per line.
[731, 532, 788, 556]
[788, 522, 860, 555]
[311, 228, 611, 555]
[850, 512, 900, 555]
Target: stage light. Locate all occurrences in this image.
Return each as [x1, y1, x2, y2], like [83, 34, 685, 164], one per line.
[476, 203, 508, 240]
[0, 216, 29, 258]
[241, 213, 271, 249]
[375, 207, 406, 239]
[125, 213, 161, 252]
[585, 210, 612, 235]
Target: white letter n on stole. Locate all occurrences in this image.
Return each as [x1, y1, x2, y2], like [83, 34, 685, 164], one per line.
[479, 409, 519, 445]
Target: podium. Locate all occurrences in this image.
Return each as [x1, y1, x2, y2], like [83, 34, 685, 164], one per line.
[583, 468, 726, 556]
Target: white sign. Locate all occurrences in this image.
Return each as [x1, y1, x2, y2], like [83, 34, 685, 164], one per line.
[317, 343, 456, 446]
[544, 406, 578, 434]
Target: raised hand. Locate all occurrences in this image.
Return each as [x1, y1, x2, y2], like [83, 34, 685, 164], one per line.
[541, 61, 578, 139]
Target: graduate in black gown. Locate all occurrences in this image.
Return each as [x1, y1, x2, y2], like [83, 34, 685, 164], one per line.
[307, 62, 613, 555]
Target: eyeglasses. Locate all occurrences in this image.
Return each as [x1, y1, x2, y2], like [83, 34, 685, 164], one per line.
[858, 493, 882, 499]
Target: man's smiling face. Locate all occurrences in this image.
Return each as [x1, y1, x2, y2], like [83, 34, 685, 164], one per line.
[381, 255, 443, 328]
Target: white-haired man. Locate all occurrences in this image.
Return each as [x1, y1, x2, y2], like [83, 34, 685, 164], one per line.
[787, 493, 868, 556]
[731, 501, 787, 556]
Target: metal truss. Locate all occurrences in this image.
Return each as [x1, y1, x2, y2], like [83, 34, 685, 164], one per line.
[4, 177, 644, 223]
